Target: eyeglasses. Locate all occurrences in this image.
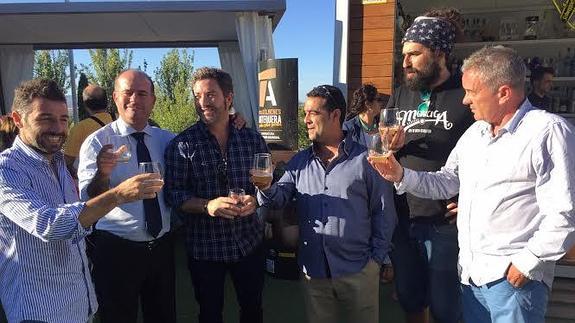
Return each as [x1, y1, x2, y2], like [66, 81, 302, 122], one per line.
[418, 90, 432, 114]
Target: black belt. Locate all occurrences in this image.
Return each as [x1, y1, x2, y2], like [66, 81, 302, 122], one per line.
[91, 229, 170, 251]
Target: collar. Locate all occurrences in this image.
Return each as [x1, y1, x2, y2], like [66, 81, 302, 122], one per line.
[309, 130, 353, 161]
[197, 119, 237, 138]
[113, 118, 152, 137]
[479, 98, 533, 137]
[12, 136, 64, 165]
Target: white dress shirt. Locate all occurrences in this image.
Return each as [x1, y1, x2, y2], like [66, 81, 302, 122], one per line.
[78, 118, 175, 242]
[397, 99, 575, 288]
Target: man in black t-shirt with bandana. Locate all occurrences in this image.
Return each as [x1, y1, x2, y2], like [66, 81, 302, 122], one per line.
[386, 8, 474, 323]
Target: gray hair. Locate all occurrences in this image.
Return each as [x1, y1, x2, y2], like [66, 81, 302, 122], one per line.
[461, 46, 526, 92]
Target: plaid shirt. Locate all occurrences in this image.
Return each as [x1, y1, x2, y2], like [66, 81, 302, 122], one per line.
[164, 121, 268, 262]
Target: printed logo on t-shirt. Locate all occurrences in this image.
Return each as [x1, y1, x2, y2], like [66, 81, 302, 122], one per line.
[398, 109, 454, 134]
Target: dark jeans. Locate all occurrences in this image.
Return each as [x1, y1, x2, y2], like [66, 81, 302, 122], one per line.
[188, 244, 265, 323]
[89, 230, 176, 323]
[390, 218, 462, 323]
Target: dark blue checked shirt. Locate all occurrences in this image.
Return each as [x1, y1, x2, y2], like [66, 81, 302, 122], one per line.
[164, 121, 268, 262]
[0, 137, 97, 323]
[257, 133, 397, 279]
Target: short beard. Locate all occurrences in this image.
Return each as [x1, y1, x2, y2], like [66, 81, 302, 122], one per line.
[404, 60, 441, 92]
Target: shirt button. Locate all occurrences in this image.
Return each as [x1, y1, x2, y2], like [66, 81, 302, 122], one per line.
[324, 186, 328, 190]
[303, 241, 308, 245]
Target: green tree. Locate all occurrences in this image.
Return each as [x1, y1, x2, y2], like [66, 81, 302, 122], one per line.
[80, 49, 133, 114]
[33, 50, 70, 91]
[152, 49, 196, 133]
[77, 73, 89, 120]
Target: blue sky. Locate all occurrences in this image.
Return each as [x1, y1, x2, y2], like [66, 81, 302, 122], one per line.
[61, 0, 336, 102]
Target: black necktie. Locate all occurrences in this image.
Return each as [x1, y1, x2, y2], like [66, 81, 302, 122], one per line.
[131, 132, 162, 238]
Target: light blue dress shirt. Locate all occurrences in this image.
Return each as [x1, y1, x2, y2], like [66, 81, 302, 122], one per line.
[397, 100, 575, 288]
[0, 137, 97, 323]
[78, 118, 175, 242]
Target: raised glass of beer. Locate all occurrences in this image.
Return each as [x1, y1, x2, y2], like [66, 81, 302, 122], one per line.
[368, 133, 391, 162]
[251, 153, 273, 181]
[379, 107, 399, 151]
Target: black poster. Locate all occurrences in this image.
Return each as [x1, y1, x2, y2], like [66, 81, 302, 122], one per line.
[258, 58, 298, 151]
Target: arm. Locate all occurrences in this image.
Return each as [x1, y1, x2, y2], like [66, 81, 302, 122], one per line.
[256, 159, 299, 209]
[365, 158, 397, 264]
[0, 167, 162, 241]
[510, 122, 575, 281]
[163, 139, 241, 219]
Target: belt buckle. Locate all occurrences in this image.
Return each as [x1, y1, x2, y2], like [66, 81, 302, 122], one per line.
[146, 240, 156, 250]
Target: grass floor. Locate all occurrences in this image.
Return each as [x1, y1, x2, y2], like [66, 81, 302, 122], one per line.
[1, 233, 405, 323]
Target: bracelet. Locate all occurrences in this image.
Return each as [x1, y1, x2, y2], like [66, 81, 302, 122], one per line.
[203, 200, 209, 215]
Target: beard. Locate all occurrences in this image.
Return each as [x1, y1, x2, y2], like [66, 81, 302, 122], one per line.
[403, 59, 441, 91]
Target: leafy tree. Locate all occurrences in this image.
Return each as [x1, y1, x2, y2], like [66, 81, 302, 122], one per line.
[80, 49, 133, 114]
[33, 50, 70, 91]
[152, 49, 196, 133]
[77, 73, 89, 120]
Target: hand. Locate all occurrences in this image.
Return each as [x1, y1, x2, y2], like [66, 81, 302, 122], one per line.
[380, 264, 394, 283]
[367, 153, 404, 183]
[238, 195, 258, 217]
[250, 169, 274, 190]
[506, 263, 530, 288]
[445, 201, 458, 224]
[206, 197, 241, 219]
[230, 112, 246, 129]
[388, 125, 406, 152]
[96, 144, 118, 177]
[113, 173, 164, 204]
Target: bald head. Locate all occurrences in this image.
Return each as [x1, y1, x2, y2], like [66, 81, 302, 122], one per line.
[82, 84, 108, 112]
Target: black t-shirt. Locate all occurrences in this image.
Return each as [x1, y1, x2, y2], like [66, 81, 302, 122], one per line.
[527, 92, 551, 111]
[388, 74, 475, 222]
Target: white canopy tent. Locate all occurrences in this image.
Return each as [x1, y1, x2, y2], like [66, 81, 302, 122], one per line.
[0, 0, 285, 128]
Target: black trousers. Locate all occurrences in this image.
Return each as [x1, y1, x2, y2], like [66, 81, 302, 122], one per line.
[188, 244, 265, 323]
[88, 230, 176, 323]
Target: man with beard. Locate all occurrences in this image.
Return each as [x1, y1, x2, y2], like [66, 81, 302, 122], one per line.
[253, 85, 396, 323]
[386, 8, 475, 323]
[78, 70, 177, 323]
[0, 78, 163, 323]
[164, 67, 268, 323]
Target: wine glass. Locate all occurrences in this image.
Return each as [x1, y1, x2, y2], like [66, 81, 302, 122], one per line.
[379, 108, 400, 151]
[107, 135, 132, 163]
[229, 188, 246, 208]
[251, 153, 273, 181]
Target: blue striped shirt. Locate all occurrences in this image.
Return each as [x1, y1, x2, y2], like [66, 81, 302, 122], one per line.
[0, 137, 97, 323]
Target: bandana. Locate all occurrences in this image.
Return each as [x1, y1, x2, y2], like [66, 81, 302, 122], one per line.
[402, 16, 456, 54]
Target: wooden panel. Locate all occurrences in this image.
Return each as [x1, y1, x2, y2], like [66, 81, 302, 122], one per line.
[350, 54, 393, 66]
[349, 40, 394, 55]
[350, 28, 394, 42]
[350, 0, 396, 4]
[350, 16, 394, 30]
[348, 77, 392, 90]
[350, 4, 395, 17]
[348, 64, 393, 78]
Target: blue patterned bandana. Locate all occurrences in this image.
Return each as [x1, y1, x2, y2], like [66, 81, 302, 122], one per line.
[402, 16, 456, 54]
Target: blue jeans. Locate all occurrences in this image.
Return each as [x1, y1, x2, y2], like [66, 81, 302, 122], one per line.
[462, 278, 548, 323]
[391, 219, 461, 323]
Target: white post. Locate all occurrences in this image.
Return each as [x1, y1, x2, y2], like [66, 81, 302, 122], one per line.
[68, 49, 78, 122]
